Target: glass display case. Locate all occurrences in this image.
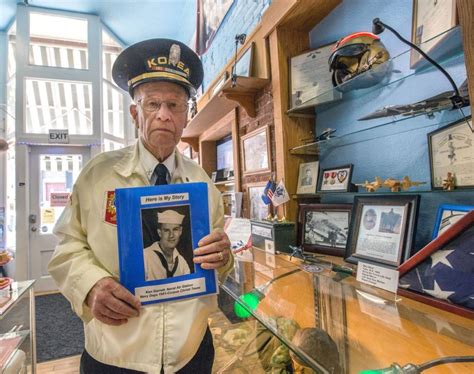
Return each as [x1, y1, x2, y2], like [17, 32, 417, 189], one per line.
[0, 280, 36, 373]
[216, 248, 473, 373]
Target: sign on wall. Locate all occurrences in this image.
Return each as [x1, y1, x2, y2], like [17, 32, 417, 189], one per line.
[49, 129, 69, 144]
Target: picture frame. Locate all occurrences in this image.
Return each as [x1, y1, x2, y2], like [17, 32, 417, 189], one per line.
[247, 182, 269, 221]
[234, 42, 254, 78]
[318, 164, 354, 192]
[211, 71, 229, 97]
[296, 161, 319, 194]
[428, 116, 474, 190]
[241, 126, 271, 175]
[289, 42, 341, 109]
[432, 204, 474, 239]
[410, 0, 458, 68]
[299, 204, 352, 257]
[398, 210, 474, 319]
[345, 195, 419, 267]
[196, 0, 234, 55]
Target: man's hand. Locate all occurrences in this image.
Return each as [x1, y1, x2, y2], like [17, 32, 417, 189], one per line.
[193, 230, 231, 269]
[86, 277, 141, 326]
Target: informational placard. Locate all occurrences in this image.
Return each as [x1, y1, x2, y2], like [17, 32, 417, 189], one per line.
[356, 261, 399, 293]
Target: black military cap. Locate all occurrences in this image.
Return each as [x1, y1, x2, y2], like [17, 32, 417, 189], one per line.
[112, 38, 203, 97]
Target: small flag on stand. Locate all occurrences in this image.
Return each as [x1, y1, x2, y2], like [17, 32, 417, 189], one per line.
[261, 179, 276, 205]
[271, 180, 290, 207]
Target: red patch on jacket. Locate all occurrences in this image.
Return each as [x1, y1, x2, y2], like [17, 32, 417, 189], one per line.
[104, 191, 117, 225]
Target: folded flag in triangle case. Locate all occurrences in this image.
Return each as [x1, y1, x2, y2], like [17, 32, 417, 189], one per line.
[398, 210, 474, 315]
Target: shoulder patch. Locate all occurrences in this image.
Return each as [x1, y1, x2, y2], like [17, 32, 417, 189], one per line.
[104, 191, 117, 225]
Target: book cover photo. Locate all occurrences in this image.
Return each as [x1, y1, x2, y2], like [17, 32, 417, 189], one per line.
[115, 182, 218, 305]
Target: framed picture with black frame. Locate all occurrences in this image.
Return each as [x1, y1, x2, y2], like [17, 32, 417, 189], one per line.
[432, 204, 474, 239]
[428, 116, 474, 190]
[299, 204, 352, 257]
[345, 195, 419, 267]
[318, 164, 354, 192]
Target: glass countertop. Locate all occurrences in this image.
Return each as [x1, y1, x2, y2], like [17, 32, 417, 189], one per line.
[0, 280, 35, 317]
[221, 248, 473, 373]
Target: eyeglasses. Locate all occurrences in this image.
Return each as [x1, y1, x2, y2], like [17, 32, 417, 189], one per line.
[137, 98, 189, 114]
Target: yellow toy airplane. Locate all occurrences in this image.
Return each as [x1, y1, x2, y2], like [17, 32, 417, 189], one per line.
[356, 176, 383, 192]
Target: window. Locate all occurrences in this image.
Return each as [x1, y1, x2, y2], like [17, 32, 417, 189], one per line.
[29, 12, 88, 69]
[102, 29, 127, 149]
[25, 78, 93, 134]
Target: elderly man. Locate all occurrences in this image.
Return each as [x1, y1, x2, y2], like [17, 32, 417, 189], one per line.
[48, 38, 233, 374]
[144, 209, 192, 280]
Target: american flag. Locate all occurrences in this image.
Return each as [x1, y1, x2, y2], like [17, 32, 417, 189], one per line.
[399, 214, 474, 311]
[261, 180, 276, 205]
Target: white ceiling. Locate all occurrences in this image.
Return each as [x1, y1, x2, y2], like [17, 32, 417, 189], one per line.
[0, 0, 197, 46]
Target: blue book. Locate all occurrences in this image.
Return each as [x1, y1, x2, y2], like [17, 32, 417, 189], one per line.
[115, 182, 218, 305]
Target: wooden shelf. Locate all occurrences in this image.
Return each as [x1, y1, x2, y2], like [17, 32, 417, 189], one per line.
[214, 179, 235, 186]
[183, 76, 270, 139]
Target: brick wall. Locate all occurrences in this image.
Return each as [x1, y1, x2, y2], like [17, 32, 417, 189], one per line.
[201, 0, 271, 91]
[239, 83, 275, 218]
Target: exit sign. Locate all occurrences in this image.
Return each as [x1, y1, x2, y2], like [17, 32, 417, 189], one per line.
[49, 129, 69, 144]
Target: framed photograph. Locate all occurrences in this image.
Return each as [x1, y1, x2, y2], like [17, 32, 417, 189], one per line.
[318, 164, 354, 192]
[411, 0, 458, 68]
[345, 195, 420, 267]
[399, 210, 474, 319]
[247, 183, 269, 221]
[432, 204, 474, 239]
[196, 0, 234, 54]
[289, 42, 342, 109]
[296, 161, 319, 194]
[428, 116, 474, 189]
[234, 42, 254, 77]
[241, 126, 271, 175]
[299, 204, 352, 257]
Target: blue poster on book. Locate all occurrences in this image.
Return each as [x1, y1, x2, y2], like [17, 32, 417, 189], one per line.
[115, 182, 218, 305]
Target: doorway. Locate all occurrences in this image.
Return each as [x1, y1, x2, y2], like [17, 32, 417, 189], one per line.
[28, 145, 90, 292]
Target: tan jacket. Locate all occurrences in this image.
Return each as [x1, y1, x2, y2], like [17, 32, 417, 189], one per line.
[48, 142, 233, 373]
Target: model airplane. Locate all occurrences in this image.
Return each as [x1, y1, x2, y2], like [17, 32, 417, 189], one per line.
[358, 80, 470, 121]
[355, 176, 383, 192]
[383, 176, 426, 192]
[315, 128, 336, 141]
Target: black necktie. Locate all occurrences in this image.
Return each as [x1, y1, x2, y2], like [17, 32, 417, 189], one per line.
[154, 163, 168, 185]
[153, 251, 179, 278]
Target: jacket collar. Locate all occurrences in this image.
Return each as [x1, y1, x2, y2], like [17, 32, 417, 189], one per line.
[113, 140, 196, 184]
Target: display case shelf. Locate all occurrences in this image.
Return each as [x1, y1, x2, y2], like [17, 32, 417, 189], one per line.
[289, 107, 470, 156]
[0, 330, 30, 370]
[286, 26, 464, 118]
[292, 188, 474, 199]
[220, 248, 474, 373]
[0, 280, 35, 317]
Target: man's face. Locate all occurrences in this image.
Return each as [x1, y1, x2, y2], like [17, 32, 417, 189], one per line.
[130, 81, 189, 161]
[158, 223, 183, 251]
